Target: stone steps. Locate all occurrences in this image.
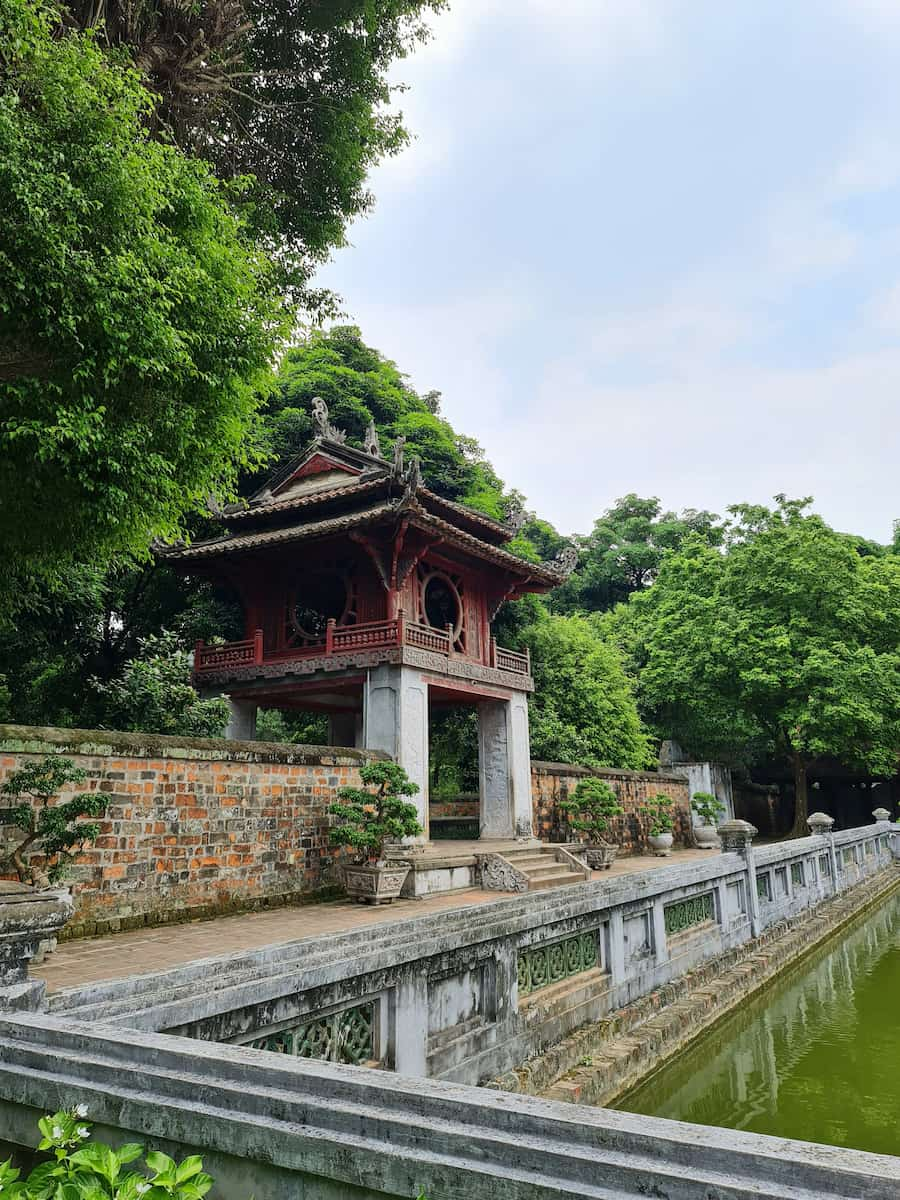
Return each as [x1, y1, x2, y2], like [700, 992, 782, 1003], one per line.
[497, 844, 587, 891]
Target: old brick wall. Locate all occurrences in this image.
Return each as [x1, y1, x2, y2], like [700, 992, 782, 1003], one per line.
[0, 725, 383, 939]
[531, 762, 692, 853]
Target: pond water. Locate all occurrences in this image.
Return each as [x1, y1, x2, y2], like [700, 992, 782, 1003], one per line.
[614, 890, 900, 1157]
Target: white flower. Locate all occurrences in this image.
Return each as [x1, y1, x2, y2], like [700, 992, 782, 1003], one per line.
[74, 1103, 89, 1118]
[76, 1127, 89, 1139]
[136, 1184, 150, 1195]
[52, 1126, 62, 1140]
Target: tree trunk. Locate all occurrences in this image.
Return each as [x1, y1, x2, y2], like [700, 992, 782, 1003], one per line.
[789, 753, 810, 838]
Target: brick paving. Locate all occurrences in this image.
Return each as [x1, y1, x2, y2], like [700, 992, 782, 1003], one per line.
[33, 848, 712, 994]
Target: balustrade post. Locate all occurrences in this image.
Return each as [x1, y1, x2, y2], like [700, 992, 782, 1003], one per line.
[253, 628, 264, 664]
[525, 646, 531, 676]
[193, 639, 204, 669]
[807, 812, 838, 892]
[397, 609, 405, 646]
[325, 618, 335, 655]
[717, 819, 760, 937]
[446, 624, 454, 656]
[490, 636, 497, 669]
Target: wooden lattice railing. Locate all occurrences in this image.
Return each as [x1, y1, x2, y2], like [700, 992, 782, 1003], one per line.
[194, 618, 531, 676]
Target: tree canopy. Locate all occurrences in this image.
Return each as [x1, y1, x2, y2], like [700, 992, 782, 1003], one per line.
[520, 613, 651, 771]
[0, 0, 288, 588]
[627, 497, 900, 833]
[58, 0, 446, 303]
[552, 493, 724, 614]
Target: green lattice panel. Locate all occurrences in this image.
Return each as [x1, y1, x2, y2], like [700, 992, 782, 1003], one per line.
[517, 931, 599, 996]
[790, 861, 804, 887]
[248, 1002, 375, 1065]
[756, 873, 770, 901]
[663, 892, 714, 937]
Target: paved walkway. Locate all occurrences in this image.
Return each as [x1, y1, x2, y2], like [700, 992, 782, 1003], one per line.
[33, 848, 712, 994]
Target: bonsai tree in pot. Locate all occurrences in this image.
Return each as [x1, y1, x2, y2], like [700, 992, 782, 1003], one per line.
[641, 793, 675, 856]
[558, 777, 624, 869]
[328, 762, 422, 904]
[691, 791, 726, 849]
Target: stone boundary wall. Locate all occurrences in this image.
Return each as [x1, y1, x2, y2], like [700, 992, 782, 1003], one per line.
[531, 761, 691, 852]
[0, 725, 385, 939]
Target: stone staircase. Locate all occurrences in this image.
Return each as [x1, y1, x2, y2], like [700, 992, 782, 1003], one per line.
[479, 843, 589, 892]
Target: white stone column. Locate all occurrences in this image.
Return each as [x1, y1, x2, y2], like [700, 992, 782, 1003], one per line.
[808, 811, 838, 893]
[225, 697, 257, 741]
[477, 691, 533, 841]
[363, 665, 429, 837]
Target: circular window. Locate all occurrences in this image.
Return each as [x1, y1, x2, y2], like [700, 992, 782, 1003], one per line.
[292, 570, 349, 640]
[423, 573, 461, 635]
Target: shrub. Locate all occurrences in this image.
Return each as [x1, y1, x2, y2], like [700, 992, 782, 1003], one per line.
[93, 632, 229, 738]
[691, 791, 725, 826]
[0, 756, 105, 885]
[641, 793, 675, 837]
[328, 762, 421, 863]
[557, 777, 623, 843]
[0, 1105, 213, 1198]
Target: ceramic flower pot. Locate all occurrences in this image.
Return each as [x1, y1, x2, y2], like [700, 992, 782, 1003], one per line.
[343, 860, 411, 905]
[694, 823, 720, 849]
[648, 832, 673, 857]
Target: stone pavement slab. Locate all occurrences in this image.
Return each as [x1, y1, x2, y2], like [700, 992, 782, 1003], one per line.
[33, 848, 712, 993]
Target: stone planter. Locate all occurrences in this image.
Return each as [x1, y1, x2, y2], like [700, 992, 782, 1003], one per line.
[648, 832, 673, 857]
[343, 860, 411, 905]
[576, 842, 618, 870]
[694, 824, 720, 849]
[0, 881, 73, 1011]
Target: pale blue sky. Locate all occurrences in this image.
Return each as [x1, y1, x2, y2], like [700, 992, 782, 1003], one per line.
[319, 0, 900, 541]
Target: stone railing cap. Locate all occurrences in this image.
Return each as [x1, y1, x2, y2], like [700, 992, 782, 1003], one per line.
[872, 807, 891, 822]
[807, 811, 835, 831]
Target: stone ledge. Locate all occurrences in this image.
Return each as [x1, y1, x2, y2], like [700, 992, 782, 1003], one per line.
[0, 724, 387, 766]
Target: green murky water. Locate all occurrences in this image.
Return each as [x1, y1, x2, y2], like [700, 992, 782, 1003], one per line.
[614, 890, 900, 1156]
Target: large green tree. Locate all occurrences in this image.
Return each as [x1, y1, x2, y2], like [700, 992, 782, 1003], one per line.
[520, 613, 651, 770]
[630, 498, 900, 835]
[59, 0, 446, 302]
[0, 0, 288, 587]
[552, 493, 724, 614]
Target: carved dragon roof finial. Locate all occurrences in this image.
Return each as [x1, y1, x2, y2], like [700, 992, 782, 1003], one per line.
[363, 419, 381, 458]
[504, 501, 527, 534]
[310, 396, 347, 444]
[552, 544, 578, 576]
[403, 454, 422, 501]
[391, 435, 406, 480]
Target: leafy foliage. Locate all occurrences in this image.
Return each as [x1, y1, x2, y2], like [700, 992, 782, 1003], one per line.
[552, 493, 724, 614]
[59, 0, 447, 305]
[0, 757, 104, 883]
[328, 761, 421, 862]
[641, 793, 675, 837]
[629, 497, 900, 833]
[0, 0, 288, 589]
[690, 791, 725, 826]
[0, 1105, 213, 1198]
[521, 613, 651, 770]
[92, 633, 229, 738]
[557, 777, 623, 843]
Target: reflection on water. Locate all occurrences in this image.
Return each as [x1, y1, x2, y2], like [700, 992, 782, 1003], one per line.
[615, 891, 900, 1156]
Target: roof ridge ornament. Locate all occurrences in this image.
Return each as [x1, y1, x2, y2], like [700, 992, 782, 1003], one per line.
[311, 395, 347, 444]
[403, 454, 422, 501]
[552, 544, 578, 576]
[391, 435, 406, 480]
[504, 500, 527, 534]
[363, 420, 382, 459]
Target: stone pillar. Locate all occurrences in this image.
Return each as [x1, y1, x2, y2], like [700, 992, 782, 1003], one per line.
[477, 691, 533, 841]
[0, 883, 74, 1012]
[394, 973, 428, 1076]
[872, 807, 891, 826]
[225, 697, 257, 741]
[807, 811, 838, 891]
[717, 819, 760, 937]
[363, 665, 429, 838]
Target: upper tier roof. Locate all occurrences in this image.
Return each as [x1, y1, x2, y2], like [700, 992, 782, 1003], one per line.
[157, 400, 577, 588]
